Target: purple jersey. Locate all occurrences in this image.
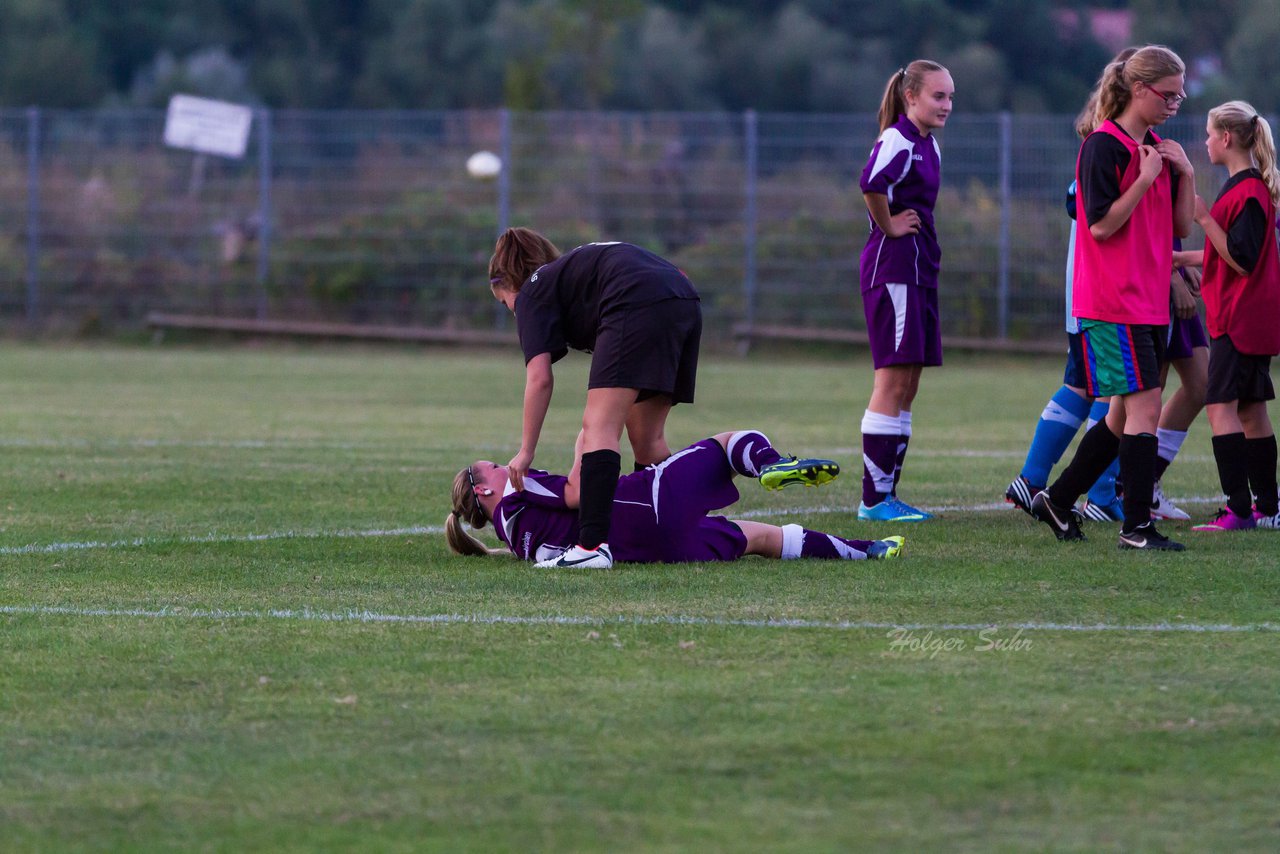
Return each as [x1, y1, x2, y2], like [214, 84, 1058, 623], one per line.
[492, 439, 748, 563]
[858, 114, 942, 292]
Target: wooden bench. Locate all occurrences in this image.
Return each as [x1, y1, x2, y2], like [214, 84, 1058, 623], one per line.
[145, 312, 517, 347]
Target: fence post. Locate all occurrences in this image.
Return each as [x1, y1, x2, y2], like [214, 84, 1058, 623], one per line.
[997, 111, 1012, 340]
[498, 107, 512, 235]
[255, 107, 272, 321]
[741, 109, 759, 354]
[25, 107, 41, 329]
[491, 108, 514, 331]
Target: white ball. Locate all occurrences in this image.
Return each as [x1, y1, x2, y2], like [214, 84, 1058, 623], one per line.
[466, 150, 502, 179]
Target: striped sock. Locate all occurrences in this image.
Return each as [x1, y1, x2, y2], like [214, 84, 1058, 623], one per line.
[725, 430, 784, 477]
[780, 524, 875, 560]
[1021, 386, 1092, 487]
[861, 410, 900, 506]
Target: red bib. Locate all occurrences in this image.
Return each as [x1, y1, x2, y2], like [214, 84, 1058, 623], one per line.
[1072, 121, 1174, 325]
[1202, 174, 1280, 355]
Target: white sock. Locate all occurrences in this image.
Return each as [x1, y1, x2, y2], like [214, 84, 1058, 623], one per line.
[861, 409, 901, 436]
[780, 524, 804, 560]
[1157, 428, 1188, 463]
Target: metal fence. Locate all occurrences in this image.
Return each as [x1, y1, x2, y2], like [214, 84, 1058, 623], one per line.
[0, 107, 1213, 343]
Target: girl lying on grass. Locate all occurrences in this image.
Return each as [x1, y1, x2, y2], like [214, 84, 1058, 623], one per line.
[446, 430, 903, 565]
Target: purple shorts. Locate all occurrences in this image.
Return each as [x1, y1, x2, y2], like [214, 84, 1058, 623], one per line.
[863, 283, 942, 369]
[608, 439, 748, 563]
[1165, 311, 1209, 362]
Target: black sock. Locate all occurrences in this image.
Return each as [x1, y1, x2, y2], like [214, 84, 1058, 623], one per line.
[1119, 433, 1158, 530]
[1245, 435, 1279, 516]
[578, 449, 621, 550]
[1048, 420, 1120, 509]
[1212, 432, 1252, 518]
[1153, 453, 1172, 482]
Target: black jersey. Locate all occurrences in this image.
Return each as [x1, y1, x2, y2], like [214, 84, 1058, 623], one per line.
[1077, 127, 1180, 227]
[514, 242, 698, 364]
[1216, 168, 1269, 273]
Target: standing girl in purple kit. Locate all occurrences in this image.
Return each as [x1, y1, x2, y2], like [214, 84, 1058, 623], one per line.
[856, 60, 954, 523]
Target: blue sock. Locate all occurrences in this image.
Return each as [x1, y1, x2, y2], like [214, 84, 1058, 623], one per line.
[1021, 387, 1091, 488]
[1084, 400, 1118, 505]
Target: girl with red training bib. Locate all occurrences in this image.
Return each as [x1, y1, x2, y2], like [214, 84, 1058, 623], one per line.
[1028, 45, 1195, 551]
[1188, 101, 1280, 532]
[856, 60, 954, 524]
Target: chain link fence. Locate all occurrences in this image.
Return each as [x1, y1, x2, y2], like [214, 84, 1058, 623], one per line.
[0, 107, 1212, 344]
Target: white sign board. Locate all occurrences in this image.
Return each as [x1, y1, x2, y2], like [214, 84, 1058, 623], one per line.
[163, 95, 254, 159]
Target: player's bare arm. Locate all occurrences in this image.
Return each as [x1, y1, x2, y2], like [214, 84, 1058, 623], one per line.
[864, 192, 920, 238]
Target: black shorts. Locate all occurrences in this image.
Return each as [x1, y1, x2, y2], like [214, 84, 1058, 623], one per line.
[1206, 335, 1275, 404]
[588, 298, 702, 404]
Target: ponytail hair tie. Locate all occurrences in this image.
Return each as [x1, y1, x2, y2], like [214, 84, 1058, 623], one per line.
[1252, 114, 1261, 126]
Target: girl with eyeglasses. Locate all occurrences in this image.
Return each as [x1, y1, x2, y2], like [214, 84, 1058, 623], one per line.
[1028, 45, 1196, 551]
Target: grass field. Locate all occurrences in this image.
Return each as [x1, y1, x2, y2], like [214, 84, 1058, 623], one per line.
[2, 342, 1278, 852]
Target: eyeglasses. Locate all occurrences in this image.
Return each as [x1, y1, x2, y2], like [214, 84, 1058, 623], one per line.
[1142, 82, 1186, 108]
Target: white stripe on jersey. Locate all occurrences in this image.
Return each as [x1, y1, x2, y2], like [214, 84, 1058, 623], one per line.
[521, 477, 560, 499]
[866, 128, 915, 206]
[650, 443, 707, 524]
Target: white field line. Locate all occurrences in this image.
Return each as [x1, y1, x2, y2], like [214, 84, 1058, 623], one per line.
[3, 492, 1232, 555]
[0, 526, 439, 556]
[2, 603, 1276, 634]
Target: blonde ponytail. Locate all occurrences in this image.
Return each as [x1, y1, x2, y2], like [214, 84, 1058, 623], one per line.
[445, 468, 508, 557]
[1251, 116, 1280, 206]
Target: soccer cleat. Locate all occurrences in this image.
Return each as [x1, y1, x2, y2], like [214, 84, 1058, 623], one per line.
[1118, 522, 1185, 551]
[1150, 480, 1190, 520]
[759, 456, 840, 491]
[866, 535, 905, 560]
[1080, 497, 1125, 522]
[1254, 509, 1280, 529]
[1029, 491, 1085, 541]
[893, 496, 935, 520]
[857, 496, 930, 522]
[1192, 508, 1257, 532]
[535, 543, 614, 569]
[1005, 475, 1041, 516]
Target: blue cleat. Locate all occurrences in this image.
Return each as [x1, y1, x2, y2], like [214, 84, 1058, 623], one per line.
[1080, 497, 1125, 522]
[857, 496, 931, 522]
[759, 456, 840, 491]
[866, 535, 905, 559]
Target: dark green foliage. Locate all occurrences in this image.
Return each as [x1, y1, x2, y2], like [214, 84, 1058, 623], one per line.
[6, 2, 1272, 112]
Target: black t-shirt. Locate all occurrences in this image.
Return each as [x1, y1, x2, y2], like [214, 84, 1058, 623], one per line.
[1217, 168, 1269, 273]
[1077, 127, 1180, 227]
[514, 242, 698, 364]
